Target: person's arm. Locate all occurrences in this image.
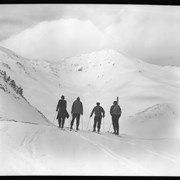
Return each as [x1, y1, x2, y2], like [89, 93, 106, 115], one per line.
[110, 105, 113, 115]
[102, 107, 105, 117]
[119, 105, 122, 116]
[81, 102, 83, 115]
[71, 102, 74, 114]
[56, 100, 60, 111]
[90, 107, 95, 117]
[65, 100, 67, 109]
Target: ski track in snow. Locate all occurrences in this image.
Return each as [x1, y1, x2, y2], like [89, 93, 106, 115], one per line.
[1, 47, 180, 175]
[81, 129, 136, 145]
[146, 149, 180, 165]
[20, 128, 45, 159]
[61, 128, 180, 175]
[2, 120, 180, 175]
[0, 119, 40, 125]
[71, 130, 155, 175]
[163, 153, 180, 162]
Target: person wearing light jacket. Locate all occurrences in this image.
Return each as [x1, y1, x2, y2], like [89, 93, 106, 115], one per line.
[90, 102, 105, 133]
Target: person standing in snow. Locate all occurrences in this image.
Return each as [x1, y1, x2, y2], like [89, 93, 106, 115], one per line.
[70, 97, 83, 131]
[90, 102, 105, 133]
[56, 95, 69, 129]
[110, 101, 122, 135]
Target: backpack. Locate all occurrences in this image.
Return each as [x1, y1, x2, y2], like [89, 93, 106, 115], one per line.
[112, 105, 121, 115]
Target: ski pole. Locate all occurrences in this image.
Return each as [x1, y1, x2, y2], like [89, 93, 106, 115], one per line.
[81, 115, 83, 131]
[108, 123, 112, 132]
[53, 111, 57, 125]
[86, 117, 91, 130]
[103, 117, 105, 133]
[70, 113, 73, 128]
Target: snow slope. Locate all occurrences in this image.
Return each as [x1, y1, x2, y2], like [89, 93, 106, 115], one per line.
[0, 69, 52, 126]
[0, 46, 180, 136]
[120, 103, 180, 139]
[1, 121, 180, 175]
[1, 46, 180, 175]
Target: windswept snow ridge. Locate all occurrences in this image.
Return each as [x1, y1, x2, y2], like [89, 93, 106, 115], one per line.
[120, 103, 180, 139]
[0, 67, 52, 126]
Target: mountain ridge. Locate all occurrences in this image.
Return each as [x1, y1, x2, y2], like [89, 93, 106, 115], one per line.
[0, 45, 180, 123]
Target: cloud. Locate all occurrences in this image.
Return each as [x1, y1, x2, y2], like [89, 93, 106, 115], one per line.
[0, 18, 114, 60]
[0, 4, 69, 41]
[104, 5, 180, 66]
[1, 5, 180, 66]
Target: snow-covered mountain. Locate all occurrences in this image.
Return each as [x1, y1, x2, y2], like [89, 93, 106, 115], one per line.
[1, 46, 180, 175]
[0, 46, 180, 135]
[0, 68, 52, 126]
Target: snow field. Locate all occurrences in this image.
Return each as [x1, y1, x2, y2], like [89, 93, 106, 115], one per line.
[1, 120, 180, 175]
[1, 46, 180, 175]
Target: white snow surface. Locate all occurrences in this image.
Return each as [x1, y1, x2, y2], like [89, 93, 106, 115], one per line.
[1, 46, 180, 175]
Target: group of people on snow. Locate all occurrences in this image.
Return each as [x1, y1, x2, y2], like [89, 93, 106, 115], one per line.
[56, 95, 122, 135]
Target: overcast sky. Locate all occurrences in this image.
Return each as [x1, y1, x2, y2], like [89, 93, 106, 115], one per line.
[0, 4, 180, 66]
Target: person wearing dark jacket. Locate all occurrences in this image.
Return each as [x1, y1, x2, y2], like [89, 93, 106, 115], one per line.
[56, 95, 69, 128]
[70, 97, 83, 131]
[90, 102, 105, 133]
[110, 101, 122, 135]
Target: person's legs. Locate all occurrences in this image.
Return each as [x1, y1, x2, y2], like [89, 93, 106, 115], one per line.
[97, 116, 102, 132]
[93, 117, 98, 131]
[114, 116, 117, 134]
[112, 115, 116, 133]
[116, 115, 120, 135]
[58, 117, 62, 128]
[114, 115, 120, 135]
[70, 114, 76, 129]
[76, 114, 80, 130]
[62, 116, 66, 128]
